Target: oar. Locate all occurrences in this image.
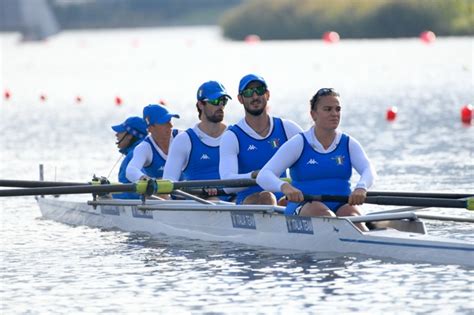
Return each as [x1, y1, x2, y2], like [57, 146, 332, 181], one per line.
[0, 183, 141, 197]
[367, 191, 473, 199]
[303, 194, 474, 210]
[0, 179, 85, 187]
[0, 178, 258, 198]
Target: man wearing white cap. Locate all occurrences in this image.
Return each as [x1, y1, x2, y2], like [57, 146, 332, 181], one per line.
[219, 74, 303, 205]
[110, 116, 148, 199]
[126, 104, 180, 182]
[163, 81, 230, 194]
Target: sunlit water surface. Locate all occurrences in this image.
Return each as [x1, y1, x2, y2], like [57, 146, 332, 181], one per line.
[1, 27, 473, 314]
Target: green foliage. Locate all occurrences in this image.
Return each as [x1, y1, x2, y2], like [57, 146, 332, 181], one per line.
[220, 0, 474, 40]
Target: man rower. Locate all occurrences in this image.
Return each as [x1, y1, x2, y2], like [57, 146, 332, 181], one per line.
[219, 74, 303, 205]
[126, 104, 180, 183]
[110, 116, 148, 199]
[163, 81, 231, 200]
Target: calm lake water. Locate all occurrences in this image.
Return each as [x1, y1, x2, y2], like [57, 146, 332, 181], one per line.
[1, 26, 473, 314]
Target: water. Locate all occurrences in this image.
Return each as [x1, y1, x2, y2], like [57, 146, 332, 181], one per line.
[1, 26, 473, 314]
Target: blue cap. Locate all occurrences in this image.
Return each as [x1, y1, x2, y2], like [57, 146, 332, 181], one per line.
[238, 74, 267, 93]
[197, 81, 232, 101]
[143, 104, 180, 126]
[111, 116, 148, 139]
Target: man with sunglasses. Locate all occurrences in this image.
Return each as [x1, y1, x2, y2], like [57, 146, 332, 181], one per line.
[256, 88, 376, 231]
[126, 104, 181, 183]
[219, 74, 303, 205]
[163, 81, 231, 194]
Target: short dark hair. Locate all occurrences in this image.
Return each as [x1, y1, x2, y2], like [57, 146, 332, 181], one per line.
[310, 88, 340, 110]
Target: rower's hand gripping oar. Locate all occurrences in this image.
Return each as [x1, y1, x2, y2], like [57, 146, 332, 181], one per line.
[303, 194, 474, 210]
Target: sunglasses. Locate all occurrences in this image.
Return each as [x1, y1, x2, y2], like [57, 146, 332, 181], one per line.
[240, 86, 267, 98]
[311, 88, 339, 110]
[205, 96, 228, 106]
[315, 88, 336, 97]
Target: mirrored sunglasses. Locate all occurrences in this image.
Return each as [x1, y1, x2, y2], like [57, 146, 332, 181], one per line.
[205, 97, 228, 106]
[240, 86, 267, 98]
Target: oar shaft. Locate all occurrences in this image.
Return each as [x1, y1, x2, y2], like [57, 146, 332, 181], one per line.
[0, 179, 85, 188]
[367, 191, 473, 199]
[0, 184, 136, 197]
[155, 178, 258, 193]
[304, 195, 472, 210]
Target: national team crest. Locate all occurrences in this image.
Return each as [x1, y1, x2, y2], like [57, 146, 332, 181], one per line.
[269, 138, 280, 149]
[332, 155, 345, 165]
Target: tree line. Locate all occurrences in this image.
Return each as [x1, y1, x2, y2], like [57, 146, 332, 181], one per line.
[220, 0, 473, 40]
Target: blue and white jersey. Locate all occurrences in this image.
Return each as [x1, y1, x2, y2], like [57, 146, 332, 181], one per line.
[285, 133, 352, 214]
[142, 129, 179, 179]
[229, 117, 287, 203]
[182, 128, 220, 180]
[113, 140, 143, 199]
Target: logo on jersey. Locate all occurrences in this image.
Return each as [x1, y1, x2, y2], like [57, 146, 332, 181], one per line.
[306, 158, 318, 165]
[200, 154, 210, 160]
[332, 155, 345, 165]
[268, 138, 281, 149]
[158, 166, 164, 171]
[247, 144, 257, 151]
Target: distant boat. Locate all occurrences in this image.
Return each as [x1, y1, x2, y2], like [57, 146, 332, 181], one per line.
[0, 0, 60, 41]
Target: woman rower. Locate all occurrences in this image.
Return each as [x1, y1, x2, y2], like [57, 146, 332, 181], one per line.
[256, 88, 376, 231]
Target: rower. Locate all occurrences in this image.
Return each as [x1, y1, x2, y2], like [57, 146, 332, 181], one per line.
[110, 116, 147, 199]
[125, 104, 180, 184]
[256, 88, 376, 231]
[219, 74, 303, 205]
[163, 81, 231, 200]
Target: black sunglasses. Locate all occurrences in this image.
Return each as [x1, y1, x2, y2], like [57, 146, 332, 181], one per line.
[310, 88, 339, 109]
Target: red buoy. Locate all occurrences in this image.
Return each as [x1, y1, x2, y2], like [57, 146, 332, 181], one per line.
[420, 31, 436, 44]
[39, 94, 47, 102]
[386, 106, 398, 121]
[75, 96, 83, 103]
[4, 89, 11, 100]
[158, 98, 167, 106]
[461, 104, 473, 124]
[244, 34, 261, 44]
[322, 31, 340, 43]
[115, 96, 123, 106]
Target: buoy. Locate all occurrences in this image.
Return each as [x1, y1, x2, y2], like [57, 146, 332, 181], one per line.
[158, 98, 167, 106]
[420, 31, 436, 44]
[244, 34, 261, 43]
[115, 96, 123, 106]
[39, 94, 47, 102]
[386, 106, 398, 121]
[322, 31, 340, 43]
[4, 89, 11, 100]
[461, 104, 473, 124]
[75, 96, 82, 103]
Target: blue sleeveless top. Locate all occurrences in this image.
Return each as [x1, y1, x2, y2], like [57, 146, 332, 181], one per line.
[112, 140, 143, 199]
[182, 128, 220, 180]
[142, 129, 179, 179]
[285, 133, 352, 215]
[229, 117, 287, 204]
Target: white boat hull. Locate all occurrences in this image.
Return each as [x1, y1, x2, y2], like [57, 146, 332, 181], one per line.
[37, 197, 474, 267]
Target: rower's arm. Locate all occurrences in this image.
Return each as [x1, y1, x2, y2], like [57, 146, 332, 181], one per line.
[257, 134, 304, 192]
[126, 142, 153, 183]
[163, 132, 191, 181]
[348, 137, 377, 190]
[219, 131, 253, 180]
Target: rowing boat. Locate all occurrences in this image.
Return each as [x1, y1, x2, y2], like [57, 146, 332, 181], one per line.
[36, 196, 474, 267]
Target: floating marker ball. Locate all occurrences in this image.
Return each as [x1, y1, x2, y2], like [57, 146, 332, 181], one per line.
[461, 104, 473, 124]
[420, 31, 436, 44]
[322, 31, 340, 43]
[386, 106, 398, 121]
[244, 34, 261, 43]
